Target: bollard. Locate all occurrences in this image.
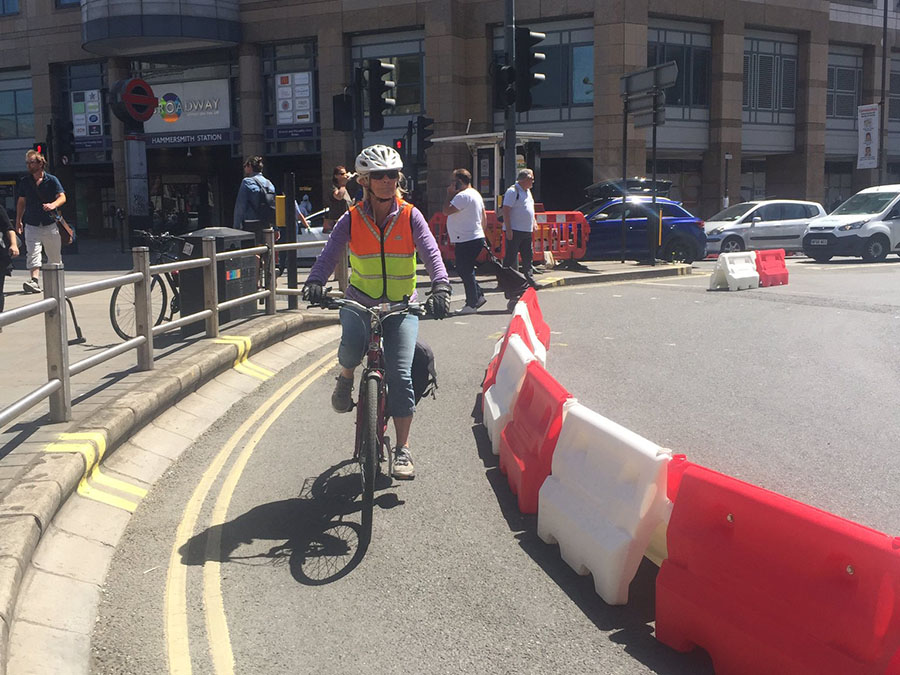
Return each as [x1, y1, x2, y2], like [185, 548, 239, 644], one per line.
[202, 237, 219, 337]
[133, 246, 154, 370]
[43, 263, 72, 422]
[264, 228, 277, 315]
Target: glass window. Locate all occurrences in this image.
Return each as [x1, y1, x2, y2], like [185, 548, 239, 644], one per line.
[390, 54, 423, 115]
[805, 205, 820, 218]
[827, 64, 861, 119]
[598, 203, 626, 220]
[781, 203, 807, 219]
[1, 0, 19, 16]
[648, 36, 710, 109]
[756, 204, 783, 221]
[660, 203, 689, 218]
[744, 38, 797, 118]
[0, 88, 33, 139]
[57, 0, 79, 6]
[572, 45, 593, 104]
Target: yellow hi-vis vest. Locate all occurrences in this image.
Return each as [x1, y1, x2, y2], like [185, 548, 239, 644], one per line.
[348, 201, 417, 301]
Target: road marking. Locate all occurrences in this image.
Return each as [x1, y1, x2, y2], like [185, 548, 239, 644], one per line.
[202, 359, 335, 675]
[164, 350, 337, 675]
[46, 432, 146, 512]
[214, 336, 276, 380]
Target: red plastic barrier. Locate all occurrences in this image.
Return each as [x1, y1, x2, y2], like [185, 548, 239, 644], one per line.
[517, 288, 550, 350]
[482, 315, 535, 395]
[656, 462, 900, 674]
[498, 361, 572, 514]
[427, 212, 454, 262]
[756, 248, 789, 287]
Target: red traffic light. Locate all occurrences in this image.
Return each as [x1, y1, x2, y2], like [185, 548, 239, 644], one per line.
[393, 138, 405, 151]
[32, 143, 44, 154]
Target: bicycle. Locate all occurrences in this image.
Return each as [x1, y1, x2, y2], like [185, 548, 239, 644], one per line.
[310, 293, 425, 542]
[109, 230, 185, 340]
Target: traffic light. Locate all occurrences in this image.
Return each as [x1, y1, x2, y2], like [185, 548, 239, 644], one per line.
[367, 59, 395, 132]
[514, 26, 546, 112]
[415, 115, 434, 162]
[55, 121, 76, 162]
[32, 142, 46, 155]
[495, 64, 516, 109]
[393, 137, 407, 161]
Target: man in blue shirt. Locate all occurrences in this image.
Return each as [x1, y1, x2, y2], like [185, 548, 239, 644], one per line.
[502, 168, 538, 288]
[232, 156, 276, 234]
[15, 150, 66, 294]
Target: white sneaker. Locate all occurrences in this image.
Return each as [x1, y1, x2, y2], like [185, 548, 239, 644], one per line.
[22, 279, 41, 294]
[456, 305, 476, 316]
[392, 447, 415, 479]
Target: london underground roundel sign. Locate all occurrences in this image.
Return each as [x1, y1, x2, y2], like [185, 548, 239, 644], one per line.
[120, 78, 157, 123]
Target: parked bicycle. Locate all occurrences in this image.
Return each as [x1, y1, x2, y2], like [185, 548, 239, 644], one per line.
[109, 230, 185, 340]
[309, 293, 425, 542]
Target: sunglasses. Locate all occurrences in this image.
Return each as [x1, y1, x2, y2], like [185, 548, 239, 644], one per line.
[370, 170, 399, 181]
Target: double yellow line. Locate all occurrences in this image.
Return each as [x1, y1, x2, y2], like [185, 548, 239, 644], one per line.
[164, 350, 337, 675]
[214, 335, 275, 381]
[46, 431, 148, 512]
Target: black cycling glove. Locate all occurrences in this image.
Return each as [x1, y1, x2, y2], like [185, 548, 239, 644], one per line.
[425, 282, 452, 319]
[302, 280, 325, 305]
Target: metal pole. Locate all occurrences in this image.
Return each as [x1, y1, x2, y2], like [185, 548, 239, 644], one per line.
[285, 172, 298, 309]
[879, 0, 889, 185]
[202, 237, 219, 338]
[264, 228, 277, 315]
[354, 67, 365, 157]
[621, 99, 628, 264]
[503, 0, 517, 190]
[133, 246, 154, 370]
[43, 263, 71, 422]
[651, 91, 658, 266]
[724, 153, 731, 209]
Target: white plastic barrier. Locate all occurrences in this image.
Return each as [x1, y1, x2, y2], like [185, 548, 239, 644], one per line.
[512, 303, 547, 366]
[709, 251, 759, 291]
[537, 403, 672, 605]
[483, 334, 537, 455]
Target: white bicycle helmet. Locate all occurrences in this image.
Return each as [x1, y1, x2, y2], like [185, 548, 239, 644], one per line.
[355, 144, 404, 175]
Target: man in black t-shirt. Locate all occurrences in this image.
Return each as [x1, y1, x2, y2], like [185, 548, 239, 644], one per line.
[15, 149, 66, 293]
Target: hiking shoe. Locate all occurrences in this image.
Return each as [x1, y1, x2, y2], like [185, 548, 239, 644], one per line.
[456, 305, 477, 316]
[392, 447, 415, 479]
[22, 278, 41, 294]
[474, 295, 487, 309]
[331, 373, 354, 413]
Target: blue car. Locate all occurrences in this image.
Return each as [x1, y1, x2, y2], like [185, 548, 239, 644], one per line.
[577, 181, 707, 263]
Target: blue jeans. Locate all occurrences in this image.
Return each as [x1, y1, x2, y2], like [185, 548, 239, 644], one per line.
[338, 306, 418, 418]
[454, 237, 486, 308]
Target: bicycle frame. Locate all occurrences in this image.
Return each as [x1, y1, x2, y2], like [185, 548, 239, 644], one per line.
[353, 313, 388, 465]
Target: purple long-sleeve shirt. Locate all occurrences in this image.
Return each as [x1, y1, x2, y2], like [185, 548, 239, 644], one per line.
[307, 199, 448, 306]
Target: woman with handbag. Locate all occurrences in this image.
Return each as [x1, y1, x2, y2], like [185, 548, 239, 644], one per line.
[1, 206, 20, 323]
[15, 149, 67, 294]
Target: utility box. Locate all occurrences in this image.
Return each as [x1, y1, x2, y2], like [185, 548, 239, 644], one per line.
[179, 226, 258, 337]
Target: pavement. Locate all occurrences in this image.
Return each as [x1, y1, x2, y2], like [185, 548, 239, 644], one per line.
[0, 237, 691, 674]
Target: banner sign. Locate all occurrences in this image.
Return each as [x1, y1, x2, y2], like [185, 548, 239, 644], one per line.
[857, 104, 879, 170]
[146, 130, 239, 146]
[275, 72, 314, 125]
[144, 79, 231, 134]
[71, 90, 103, 138]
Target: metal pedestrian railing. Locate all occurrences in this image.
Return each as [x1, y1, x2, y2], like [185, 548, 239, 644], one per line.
[0, 229, 326, 428]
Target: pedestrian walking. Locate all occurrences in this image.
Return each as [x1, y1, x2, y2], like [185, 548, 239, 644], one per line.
[302, 144, 451, 480]
[299, 194, 313, 218]
[324, 165, 355, 233]
[1, 207, 20, 321]
[232, 156, 276, 237]
[443, 168, 487, 315]
[15, 149, 66, 294]
[502, 168, 539, 289]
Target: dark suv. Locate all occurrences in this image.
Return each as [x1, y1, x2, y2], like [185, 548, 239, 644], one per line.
[577, 179, 707, 263]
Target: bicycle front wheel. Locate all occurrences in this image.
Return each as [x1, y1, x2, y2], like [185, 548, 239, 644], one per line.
[359, 372, 380, 542]
[109, 275, 167, 341]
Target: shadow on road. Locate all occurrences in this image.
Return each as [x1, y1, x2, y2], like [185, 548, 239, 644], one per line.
[469, 394, 714, 675]
[177, 459, 404, 586]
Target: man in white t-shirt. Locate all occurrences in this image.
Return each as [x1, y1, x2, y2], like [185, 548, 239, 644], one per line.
[443, 168, 487, 315]
[502, 168, 538, 288]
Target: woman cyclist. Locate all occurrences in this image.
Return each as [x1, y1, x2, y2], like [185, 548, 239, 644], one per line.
[302, 144, 452, 479]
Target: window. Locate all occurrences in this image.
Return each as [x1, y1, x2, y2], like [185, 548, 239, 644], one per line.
[571, 45, 593, 104]
[743, 36, 798, 123]
[57, 0, 79, 6]
[756, 204, 782, 221]
[781, 203, 808, 219]
[0, 88, 33, 139]
[889, 60, 900, 121]
[352, 33, 424, 121]
[804, 205, 820, 218]
[827, 64, 861, 119]
[660, 203, 690, 218]
[648, 25, 711, 108]
[0, 0, 18, 16]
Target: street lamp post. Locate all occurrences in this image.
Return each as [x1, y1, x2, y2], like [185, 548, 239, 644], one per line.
[724, 152, 732, 209]
[879, 0, 889, 185]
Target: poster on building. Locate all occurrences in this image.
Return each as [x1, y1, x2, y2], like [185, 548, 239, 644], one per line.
[143, 79, 232, 135]
[857, 103, 879, 170]
[276, 72, 314, 125]
[71, 90, 103, 138]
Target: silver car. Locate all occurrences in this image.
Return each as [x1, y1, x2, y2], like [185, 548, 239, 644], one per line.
[705, 200, 827, 254]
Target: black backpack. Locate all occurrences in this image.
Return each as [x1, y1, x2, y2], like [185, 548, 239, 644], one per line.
[411, 339, 437, 404]
[252, 176, 277, 226]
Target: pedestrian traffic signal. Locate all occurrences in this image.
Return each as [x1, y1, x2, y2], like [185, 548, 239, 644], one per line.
[495, 64, 517, 109]
[32, 142, 45, 154]
[55, 120, 76, 161]
[367, 59, 395, 132]
[514, 27, 546, 112]
[393, 137, 407, 160]
[416, 115, 434, 162]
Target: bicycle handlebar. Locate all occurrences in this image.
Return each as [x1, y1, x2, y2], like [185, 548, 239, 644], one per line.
[309, 292, 426, 318]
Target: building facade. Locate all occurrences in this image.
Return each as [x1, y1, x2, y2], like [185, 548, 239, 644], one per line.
[0, 0, 898, 237]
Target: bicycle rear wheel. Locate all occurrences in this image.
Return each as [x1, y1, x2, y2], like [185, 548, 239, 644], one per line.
[109, 275, 167, 341]
[359, 372, 380, 542]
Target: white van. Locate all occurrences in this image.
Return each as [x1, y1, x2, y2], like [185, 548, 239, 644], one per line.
[802, 185, 900, 262]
